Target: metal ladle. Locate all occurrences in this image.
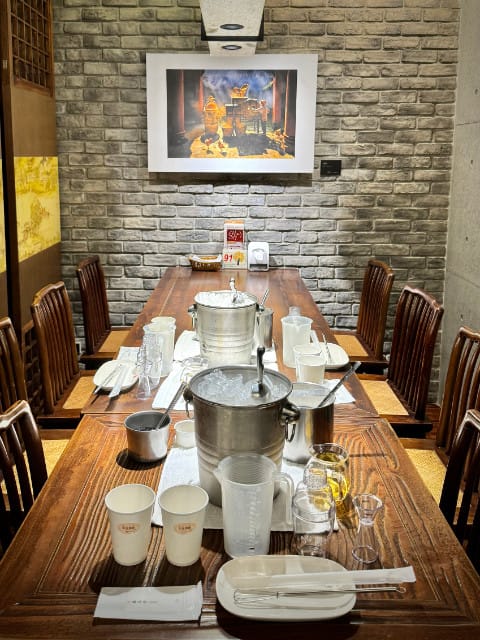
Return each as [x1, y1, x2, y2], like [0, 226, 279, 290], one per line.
[156, 381, 187, 429]
[259, 287, 269, 311]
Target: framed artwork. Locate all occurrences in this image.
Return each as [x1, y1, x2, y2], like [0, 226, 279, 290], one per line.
[146, 53, 318, 174]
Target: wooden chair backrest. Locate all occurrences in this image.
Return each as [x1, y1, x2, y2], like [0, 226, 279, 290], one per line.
[439, 408, 480, 573]
[356, 259, 395, 360]
[31, 282, 79, 414]
[0, 317, 27, 413]
[437, 326, 480, 455]
[0, 400, 47, 550]
[387, 286, 444, 419]
[76, 255, 111, 355]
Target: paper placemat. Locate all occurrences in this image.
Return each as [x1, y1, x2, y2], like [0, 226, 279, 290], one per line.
[98, 329, 130, 353]
[334, 334, 369, 358]
[360, 379, 409, 416]
[152, 446, 305, 530]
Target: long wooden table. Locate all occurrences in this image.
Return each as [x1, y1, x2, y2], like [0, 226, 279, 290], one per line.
[81, 267, 377, 421]
[1, 267, 480, 638]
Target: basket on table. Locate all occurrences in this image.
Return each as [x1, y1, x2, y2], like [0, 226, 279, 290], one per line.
[188, 254, 223, 272]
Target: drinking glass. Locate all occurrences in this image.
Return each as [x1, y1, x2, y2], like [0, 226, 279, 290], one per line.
[181, 356, 209, 384]
[352, 493, 383, 564]
[142, 331, 163, 389]
[307, 443, 350, 518]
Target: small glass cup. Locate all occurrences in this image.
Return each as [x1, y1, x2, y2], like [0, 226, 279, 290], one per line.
[307, 443, 350, 518]
[352, 493, 383, 564]
[181, 356, 209, 384]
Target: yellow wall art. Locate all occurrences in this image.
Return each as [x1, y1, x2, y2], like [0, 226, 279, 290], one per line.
[15, 156, 61, 261]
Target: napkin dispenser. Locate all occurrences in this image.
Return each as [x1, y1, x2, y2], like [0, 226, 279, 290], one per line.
[248, 242, 269, 271]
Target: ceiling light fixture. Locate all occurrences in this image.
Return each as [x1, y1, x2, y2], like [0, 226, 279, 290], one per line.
[200, 0, 265, 56]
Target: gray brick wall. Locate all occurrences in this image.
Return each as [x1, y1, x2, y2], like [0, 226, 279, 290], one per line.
[53, 0, 460, 398]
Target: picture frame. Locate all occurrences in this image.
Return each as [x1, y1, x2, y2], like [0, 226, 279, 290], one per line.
[146, 53, 318, 174]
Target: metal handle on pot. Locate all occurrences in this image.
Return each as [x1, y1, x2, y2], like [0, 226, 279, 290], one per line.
[281, 401, 300, 442]
[183, 384, 193, 417]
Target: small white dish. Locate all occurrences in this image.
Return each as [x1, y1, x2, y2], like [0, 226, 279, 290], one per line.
[174, 419, 196, 448]
[216, 555, 356, 621]
[320, 343, 349, 370]
[93, 360, 138, 392]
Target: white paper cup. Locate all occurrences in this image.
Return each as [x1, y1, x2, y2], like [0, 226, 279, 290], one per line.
[159, 485, 209, 566]
[293, 343, 322, 360]
[105, 484, 156, 566]
[174, 419, 196, 448]
[296, 354, 326, 384]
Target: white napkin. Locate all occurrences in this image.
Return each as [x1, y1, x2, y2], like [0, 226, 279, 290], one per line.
[152, 446, 305, 530]
[152, 362, 187, 410]
[94, 582, 203, 621]
[116, 346, 140, 364]
[322, 378, 355, 405]
[173, 330, 278, 364]
[173, 331, 200, 360]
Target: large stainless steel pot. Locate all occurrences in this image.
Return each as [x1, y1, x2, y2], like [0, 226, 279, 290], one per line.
[188, 288, 259, 366]
[184, 365, 299, 506]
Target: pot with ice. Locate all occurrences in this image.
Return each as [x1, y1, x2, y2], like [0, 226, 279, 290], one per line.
[188, 278, 259, 366]
[184, 365, 299, 506]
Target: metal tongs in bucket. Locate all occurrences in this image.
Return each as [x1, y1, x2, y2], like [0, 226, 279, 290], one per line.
[251, 347, 268, 398]
[229, 276, 238, 303]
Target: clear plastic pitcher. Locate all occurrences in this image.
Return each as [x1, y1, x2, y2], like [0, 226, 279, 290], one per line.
[213, 453, 293, 558]
[281, 315, 313, 368]
[144, 317, 175, 376]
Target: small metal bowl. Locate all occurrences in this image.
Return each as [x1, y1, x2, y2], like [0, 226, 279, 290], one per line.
[125, 411, 170, 462]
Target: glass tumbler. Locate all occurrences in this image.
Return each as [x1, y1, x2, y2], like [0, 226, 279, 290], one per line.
[181, 356, 209, 384]
[135, 342, 151, 400]
[307, 443, 350, 518]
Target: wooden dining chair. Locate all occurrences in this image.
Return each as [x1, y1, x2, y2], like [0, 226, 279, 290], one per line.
[0, 400, 48, 553]
[76, 255, 130, 369]
[404, 326, 480, 502]
[438, 408, 480, 573]
[31, 282, 95, 427]
[359, 285, 444, 436]
[0, 317, 28, 412]
[333, 259, 395, 373]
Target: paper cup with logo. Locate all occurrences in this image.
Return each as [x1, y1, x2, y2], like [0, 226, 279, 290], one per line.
[105, 483, 156, 566]
[159, 484, 209, 566]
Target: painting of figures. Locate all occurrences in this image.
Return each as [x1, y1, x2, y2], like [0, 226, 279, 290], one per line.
[147, 54, 317, 174]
